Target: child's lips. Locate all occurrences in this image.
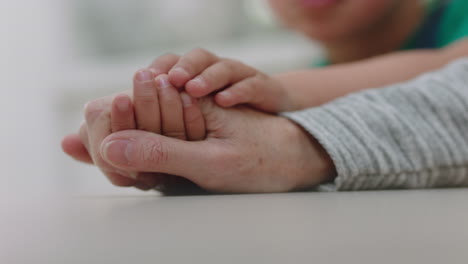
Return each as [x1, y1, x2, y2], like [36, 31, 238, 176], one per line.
[298, 0, 339, 8]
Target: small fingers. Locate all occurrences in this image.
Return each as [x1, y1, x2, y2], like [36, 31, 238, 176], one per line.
[112, 93, 155, 187]
[214, 74, 270, 108]
[181, 92, 206, 141]
[168, 48, 219, 88]
[111, 94, 136, 132]
[185, 59, 257, 98]
[148, 53, 180, 76]
[133, 69, 161, 133]
[155, 74, 187, 140]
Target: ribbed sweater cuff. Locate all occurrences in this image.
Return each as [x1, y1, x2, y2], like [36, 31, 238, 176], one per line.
[281, 58, 468, 191]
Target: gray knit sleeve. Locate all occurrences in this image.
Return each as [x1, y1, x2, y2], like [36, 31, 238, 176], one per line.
[282, 58, 468, 191]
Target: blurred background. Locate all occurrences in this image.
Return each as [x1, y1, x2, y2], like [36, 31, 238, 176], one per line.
[0, 0, 323, 196]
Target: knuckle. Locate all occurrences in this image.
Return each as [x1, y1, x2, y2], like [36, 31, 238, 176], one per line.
[233, 82, 247, 93]
[134, 86, 157, 103]
[222, 59, 240, 72]
[230, 84, 247, 101]
[112, 120, 130, 130]
[200, 70, 216, 85]
[252, 73, 264, 84]
[190, 48, 211, 57]
[192, 48, 218, 62]
[160, 96, 181, 109]
[225, 58, 254, 73]
[251, 75, 265, 91]
[153, 53, 179, 64]
[178, 58, 196, 73]
[224, 58, 241, 66]
[134, 94, 156, 105]
[138, 137, 169, 168]
[179, 49, 218, 74]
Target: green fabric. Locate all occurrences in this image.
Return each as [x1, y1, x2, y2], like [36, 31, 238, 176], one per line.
[316, 0, 468, 67]
[313, 58, 329, 67]
[437, 0, 468, 46]
[401, 0, 438, 49]
[403, 0, 468, 49]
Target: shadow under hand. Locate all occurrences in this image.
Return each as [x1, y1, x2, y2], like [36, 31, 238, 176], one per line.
[155, 175, 212, 196]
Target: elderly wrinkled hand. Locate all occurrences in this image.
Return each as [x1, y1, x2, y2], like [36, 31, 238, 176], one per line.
[65, 93, 334, 193]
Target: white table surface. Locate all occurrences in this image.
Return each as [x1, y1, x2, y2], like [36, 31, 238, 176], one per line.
[2, 189, 468, 264]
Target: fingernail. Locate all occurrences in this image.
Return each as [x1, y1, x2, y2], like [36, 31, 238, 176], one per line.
[219, 91, 231, 100]
[180, 92, 193, 107]
[171, 67, 189, 78]
[101, 140, 134, 167]
[136, 70, 153, 83]
[155, 75, 171, 89]
[191, 76, 206, 88]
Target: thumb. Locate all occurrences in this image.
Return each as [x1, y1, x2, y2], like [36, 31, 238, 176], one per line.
[100, 130, 217, 182]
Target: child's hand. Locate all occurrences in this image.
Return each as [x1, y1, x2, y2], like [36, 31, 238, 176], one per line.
[109, 69, 206, 191]
[129, 69, 206, 141]
[148, 49, 295, 113]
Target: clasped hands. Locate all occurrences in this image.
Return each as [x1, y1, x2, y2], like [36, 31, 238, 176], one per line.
[62, 49, 335, 193]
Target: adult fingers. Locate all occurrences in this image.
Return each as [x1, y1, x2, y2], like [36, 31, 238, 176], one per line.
[180, 92, 206, 141]
[185, 59, 257, 98]
[100, 130, 221, 188]
[62, 131, 137, 187]
[79, 120, 90, 151]
[61, 133, 93, 164]
[155, 74, 187, 140]
[85, 99, 137, 186]
[168, 48, 219, 88]
[133, 69, 161, 133]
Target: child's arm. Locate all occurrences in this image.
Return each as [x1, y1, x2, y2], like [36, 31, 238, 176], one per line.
[277, 39, 468, 109]
[160, 49, 292, 113]
[160, 40, 468, 113]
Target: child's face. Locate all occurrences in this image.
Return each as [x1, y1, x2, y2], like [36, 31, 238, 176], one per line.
[268, 0, 400, 42]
